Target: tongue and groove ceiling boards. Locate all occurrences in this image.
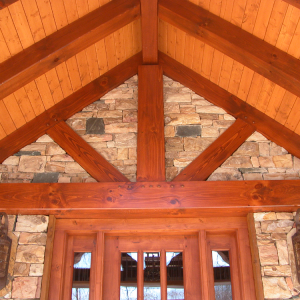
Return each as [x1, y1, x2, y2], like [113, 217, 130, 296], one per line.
[0, 0, 300, 216]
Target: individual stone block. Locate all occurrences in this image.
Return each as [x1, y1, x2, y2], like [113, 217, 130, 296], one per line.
[270, 142, 287, 156]
[105, 123, 137, 133]
[184, 137, 214, 152]
[276, 213, 293, 220]
[176, 125, 201, 137]
[261, 220, 294, 233]
[18, 156, 46, 173]
[65, 162, 86, 173]
[36, 134, 53, 143]
[233, 142, 259, 156]
[201, 127, 219, 138]
[115, 100, 137, 110]
[207, 168, 243, 181]
[222, 157, 252, 168]
[259, 142, 270, 156]
[20, 144, 47, 153]
[45, 162, 66, 173]
[273, 154, 293, 168]
[276, 240, 289, 265]
[29, 264, 44, 276]
[262, 277, 292, 299]
[16, 245, 45, 263]
[12, 276, 42, 298]
[173, 158, 192, 168]
[164, 103, 180, 114]
[97, 110, 122, 118]
[165, 137, 184, 152]
[258, 245, 279, 266]
[123, 110, 137, 123]
[86, 118, 105, 134]
[165, 114, 201, 125]
[294, 157, 300, 169]
[32, 172, 59, 183]
[82, 134, 112, 143]
[114, 133, 137, 148]
[238, 168, 267, 174]
[259, 157, 275, 168]
[50, 154, 74, 162]
[98, 148, 118, 161]
[13, 262, 30, 276]
[102, 88, 134, 100]
[166, 167, 178, 181]
[254, 212, 277, 221]
[66, 119, 86, 131]
[180, 105, 195, 113]
[19, 233, 47, 245]
[196, 105, 226, 114]
[117, 148, 128, 160]
[212, 120, 235, 128]
[165, 93, 191, 102]
[165, 126, 175, 137]
[15, 215, 49, 232]
[2, 156, 20, 166]
[247, 131, 268, 141]
[243, 173, 263, 180]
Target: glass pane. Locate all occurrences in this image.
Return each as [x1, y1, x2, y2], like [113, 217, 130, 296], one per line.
[72, 252, 91, 300]
[212, 251, 232, 300]
[166, 252, 184, 300]
[120, 252, 138, 300]
[144, 252, 161, 300]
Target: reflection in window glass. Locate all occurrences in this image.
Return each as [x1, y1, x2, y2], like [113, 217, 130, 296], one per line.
[212, 251, 232, 300]
[120, 253, 138, 300]
[144, 252, 161, 300]
[166, 252, 184, 300]
[72, 252, 91, 300]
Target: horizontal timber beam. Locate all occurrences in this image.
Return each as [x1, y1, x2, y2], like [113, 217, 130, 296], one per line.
[0, 52, 142, 163]
[0, 181, 299, 218]
[0, 0, 18, 9]
[159, 0, 300, 98]
[0, 0, 140, 99]
[173, 119, 255, 181]
[47, 121, 129, 182]
[159, 52, 300, 159]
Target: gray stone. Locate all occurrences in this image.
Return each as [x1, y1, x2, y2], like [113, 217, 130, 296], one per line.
[86, 118, 105, 134]
[176, 125, 201, 137]
[238, 168, 267, 174]
[32, 173, 59, 183]
[14, 151, 41, 156]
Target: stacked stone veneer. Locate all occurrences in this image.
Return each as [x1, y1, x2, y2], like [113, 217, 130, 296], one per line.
[0, 75, 300, 183]
[255, 212, 300, 299]
[0, 215, 48, 299]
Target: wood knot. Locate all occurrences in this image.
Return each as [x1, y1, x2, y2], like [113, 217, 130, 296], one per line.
[255, 183, 263, 189]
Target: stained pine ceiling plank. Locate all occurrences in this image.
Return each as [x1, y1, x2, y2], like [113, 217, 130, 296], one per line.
[159, 51, 300, 159]
[159, 0, 300, 99]
[0, 52, 142, 163]
[282, 0, 300, 10]
[0, 0, 140, 100]
[0, 0, 18, 9]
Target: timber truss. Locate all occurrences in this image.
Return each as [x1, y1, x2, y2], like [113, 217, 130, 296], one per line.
[0, 0, 300, 218]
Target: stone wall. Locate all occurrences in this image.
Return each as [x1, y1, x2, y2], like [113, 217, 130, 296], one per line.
[0, 215, 49, 299]
[254, 212, 300, 299]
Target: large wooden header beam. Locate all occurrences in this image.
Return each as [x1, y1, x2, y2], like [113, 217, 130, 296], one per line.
[0, 181, 299, 218]
[159, 0, 300, 98]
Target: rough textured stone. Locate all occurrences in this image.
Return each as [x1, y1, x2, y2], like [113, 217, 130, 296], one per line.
[233, 142, 259, 156]
[196, 105, 226, 114]
[262, 277, 292, 299]
[261, 220, 294, 233]
[276, 240, 289, 265]
[86, 118, 105, 134]
[2, 156, 20, 166]
[18, 156, 46, 173]
[254, 212, 277, 221]
[105, 123, 137, 133]
[29, 264, 44, 276]
[165, 114, 201, 125]
[32, 172, 59, 183]
[247, 131, 268, 141]
[13, 262, 30, 276]
[46, 143, 66, 156]
[176, 125, 201, 137]
[243, 173, 263, 180]
[97, 110, 122, 118]
[115, 100, 137, 110]
[207, 168, 243, 181]
[114, 133, 137, 148]
[16, 245, 45, 263]
[65, 162, 86, 173]
[165, 93, 191, 102]
[50, 154, 74, 162]
[164, 103, 180, 114]
[15, 215, 48, 232]
[166, 167, 178, 181]
[273, 154, 293, 168]
[276, 213, 294, 220]
[19, 233, 47, 245]
[184, 137, 213, 152]
[263, 265, 292, 277]
[12, 276, 41, 298]
[222, 157, 252, 168]
[165, 126, 175, 137]
[259, 142, 270, 156]
[165, 137, 183, 152]
[82, 134, 112, 143]
[258, 245, 279, 266]
[123, 110, 137, 123]
[201, 127, 219, 138]
[45, 162, 66, 173]
[259, 157, 275, 168]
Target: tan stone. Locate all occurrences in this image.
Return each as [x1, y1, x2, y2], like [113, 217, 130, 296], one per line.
[258, 245, 278, 266]
[124, 159, 137, 165]
[50, 154, 74, 162]
[201, 127, 219, 138]
[12, 276, 41, 298]
[233, 142, 259, 156]
[261, 220, 294, 233]
[192, 99, 212, 105]
[184, 137, 214, 152]
[107, 141, 115, 148]
[16, 245, 45, 263]
[262, 277, 292, 299]
[13, 262, 30, 276]
[212, 120, 235, 128]
[36, 134, 53, 143]
[105, 123, 137, 133]
[247, 131, 268, 142]
[2, 156, 20, 166]
[84, 177, 97, 183]
[174, 158, 192, 168]
[270, 142, 287, 156]
[224, 114, 236, 120]
[58, 176, 71, 183]
[102, 88, 134, 100]
[89, 142, 108, 151]
[98, 148, 118, 161]
[128, 148, 137, 160]
[164, 103, 180, 114]
[45, 161, 65, 173]
[97, 110, 122, 118]
[273, 154, 293, 168]
[263, 174, 286, 180]
[21, 143, 46, 153]
[66, 118, 85, 131]
[123, 110, 137, 123]
[18, 156, 46, 173]
[166, 167, 178, 181]
[256, 233, 272, 240]
[276, 240, 289, 265]
[196, 105, 226, 114]
[117, 148, 128, 160]
[114, 133, 137, 148]
[115, 100, 137, 110]
[65, 162, 86, 173]
[276, 213, 294, 220]
[257, 239, 274, 245]
[259, 157, 275, 168]
[271, 233, 287, 240]
[259, 142, 270, 156]
[243, 173, 263, 180]
[165, 93, 191, 103]
[69, 111, 94, 119]
[180, 105, 195, 113]
[178, 151, 200, 159]
[165, 126, 175, 137]
[164, 114, 201, 125]
[82, 134, 113, 143]
[8, 215, 16, 231]
[19, 232, 47, 245]
[294, 157, 300, 169]
[222, 157, 252, 168]
[117, 165, 137, 175]
[29, 263, 44, 276]
[207, 168, 243, 181]
[165, 137, 183, 152]
[254, 212, 277, 221]
[200, 119, 213, 126]
[15, 215, 48, 232]
[268, 167, 287, 173]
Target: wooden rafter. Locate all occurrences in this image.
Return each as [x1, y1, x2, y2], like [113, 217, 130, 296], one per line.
[282, 0, 300, 9]
[0, 181, 300, 217]
[47, 121, 129, 182]
[0, 0, 17, 9]
[141, 0, 158, 63]
[159, 0, 300, 98]
[159, 52, 300, 159]
[0, 0, 140, 99]
[0, 53, 142, 163]
[137, 65, 165, 181]
[173, 119, 255, 181]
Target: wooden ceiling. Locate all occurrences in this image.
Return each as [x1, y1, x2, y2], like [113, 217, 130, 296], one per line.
[1, 0, 300, 217]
